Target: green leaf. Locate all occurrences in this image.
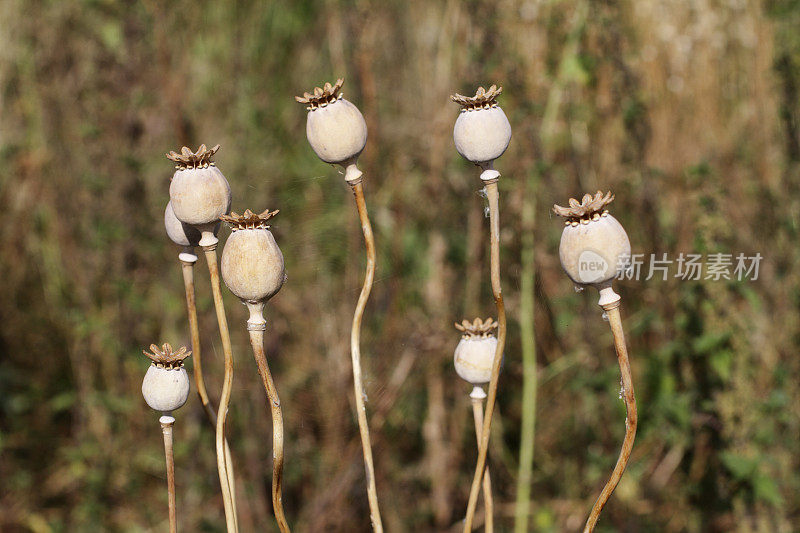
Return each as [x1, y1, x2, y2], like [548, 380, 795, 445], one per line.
[753, 474, 783, 506]
[709, 349, 733, 381]
[692, 331, 731, 354]
[720, 451, 758, 480]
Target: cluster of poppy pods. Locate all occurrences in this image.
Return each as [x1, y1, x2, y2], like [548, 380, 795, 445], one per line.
[139, 79, 636, 533]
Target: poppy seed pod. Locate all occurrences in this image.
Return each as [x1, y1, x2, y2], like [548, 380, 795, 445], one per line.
[220, 209, 286, 303]
[451, 85, 512, 168]
[453, 318, 501, 385]
[164, 201, 203, 248]
[554, 191, 631, 290]
[141, 343, 191, 413]
[295, 79, 367, 182]
[167, 144, 232, 231]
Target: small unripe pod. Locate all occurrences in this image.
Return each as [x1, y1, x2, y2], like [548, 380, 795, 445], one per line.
[453, 317, 502, 385]
[167, 144, 232, 227]
[451, 85, 511, 166]
[554, 191, 631, 288]
[296, 79, 367, 169]
[220, 209, 286, 303]
[141, 344, 191, 413]
[455, 336, 498, 385]
[164, 201, 203, 247]
[142, 366, 190, 412]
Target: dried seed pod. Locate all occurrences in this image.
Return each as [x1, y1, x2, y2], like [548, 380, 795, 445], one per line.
[454, 317, 501, 385]
[167, 144, 232, 229]
[220, 209, 286, 303]
[451, 85, 512, 167]
[553, 191, 631, 289]
[295, 79, 367, 181]
[164, 201, 204, 248]
[141, 343, 191, 413]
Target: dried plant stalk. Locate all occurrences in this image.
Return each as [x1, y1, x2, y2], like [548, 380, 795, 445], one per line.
[160, 415, 178, 533]
[470, 389, 494, 533]
[180, 257, 216, 421]
[202, 244, 239, 533]
[179, 255, 238, 529]
[583, 301, 637, 532]
[294, 78, 380, 530]
[348, 179, 384, 532]
[247, 323, 290, 533]
[464, 180, 506, 532]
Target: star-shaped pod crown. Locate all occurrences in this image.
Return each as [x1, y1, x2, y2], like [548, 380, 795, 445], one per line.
[143, 343, 191, 368]
[451, 85, 503, 111]
[166, 144, 220, 170]
[553, 191, 615, 225]
[295, 78, 345, 110]
[455, 317, 498, 339]
[219, 209, 279, 231]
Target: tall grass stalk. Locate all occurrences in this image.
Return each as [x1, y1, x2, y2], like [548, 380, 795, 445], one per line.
[514, 174, 537, 533]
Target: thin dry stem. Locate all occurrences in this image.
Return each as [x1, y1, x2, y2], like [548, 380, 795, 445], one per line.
[223, 443, 238, 532]
[248, 327, 291, 533]
[349, 180, 384, 533]
[202, 244, 239, 533]
[470, 394, 494, 533]
[160, 417, 177, 533]
[464, 181, 506, 532]
[180, 258, 238, 530]
[583, 302, 637, 532]
[181, 260, 213, 419]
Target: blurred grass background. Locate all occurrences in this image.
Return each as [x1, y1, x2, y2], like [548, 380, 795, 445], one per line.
[1, 0, 799, 531]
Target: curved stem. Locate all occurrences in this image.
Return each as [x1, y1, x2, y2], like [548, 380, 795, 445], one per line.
[180, 255, 239, 530]
[202, 243, 238, 533]
[464, 180, 506, 532]
[470, 390, 494, 533]
[160, 415, 177, 533]
[348, 180, 384, 532]
[248, 323, 291, 533]
[583, 302, 637, 532]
